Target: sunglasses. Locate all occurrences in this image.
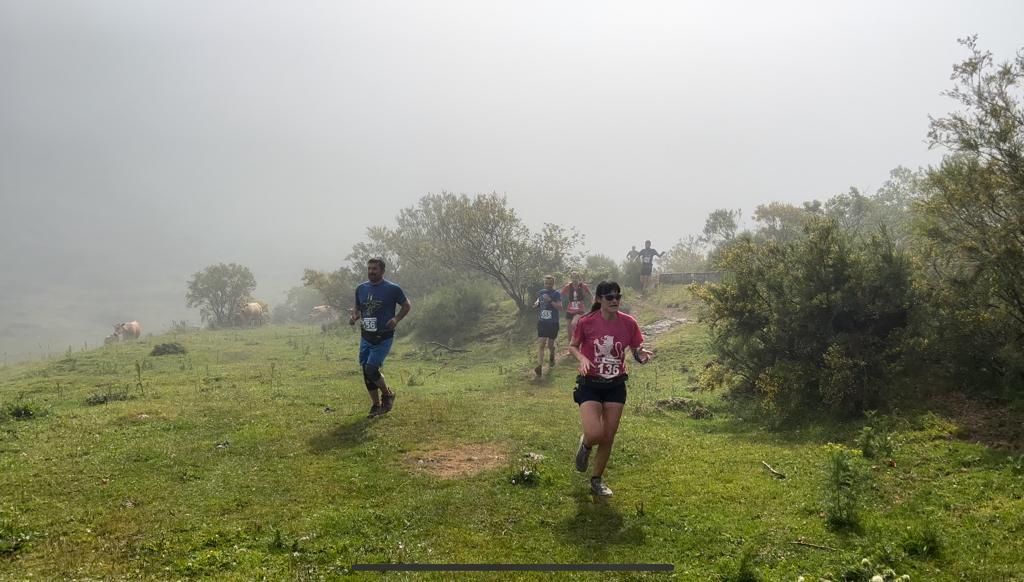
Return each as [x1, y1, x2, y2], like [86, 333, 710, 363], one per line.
[601, 293, 622, 301]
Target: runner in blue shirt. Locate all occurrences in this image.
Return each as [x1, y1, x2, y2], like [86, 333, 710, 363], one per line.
[348, 258, 412, 417]
[533, 275, 561, 377]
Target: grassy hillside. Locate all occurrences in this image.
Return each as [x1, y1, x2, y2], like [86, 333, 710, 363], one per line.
[1, 290, 1022, 580]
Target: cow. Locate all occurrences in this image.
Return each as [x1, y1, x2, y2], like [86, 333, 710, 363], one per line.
[308, 305, 338, 324]
[113, 321, 141, 340]
[238, 302, 267, 327]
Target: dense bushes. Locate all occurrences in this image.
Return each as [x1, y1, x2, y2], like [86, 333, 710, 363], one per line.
[696, 218, 916, 416]
[404, 283, 493, 344]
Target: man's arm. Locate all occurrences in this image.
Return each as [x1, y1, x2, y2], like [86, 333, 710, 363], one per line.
[349, 289, 361, 325]
[387, 299, 412, 330]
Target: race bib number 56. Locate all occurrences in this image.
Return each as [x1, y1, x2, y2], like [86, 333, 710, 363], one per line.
[362, 317, 377, 332]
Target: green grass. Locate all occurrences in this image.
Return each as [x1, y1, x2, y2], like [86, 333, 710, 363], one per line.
[1, 295, 1023, 580]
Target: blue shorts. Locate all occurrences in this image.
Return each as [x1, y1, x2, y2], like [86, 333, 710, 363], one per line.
[359, 336, 394, 367]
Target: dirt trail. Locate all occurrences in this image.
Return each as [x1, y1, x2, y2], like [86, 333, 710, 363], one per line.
[634, 296, 692, 342]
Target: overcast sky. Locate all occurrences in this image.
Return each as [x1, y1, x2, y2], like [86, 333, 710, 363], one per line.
[1, 0, 1022, 358]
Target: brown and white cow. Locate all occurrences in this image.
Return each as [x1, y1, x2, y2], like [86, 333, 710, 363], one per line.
[113, 321, 141, 340]
[308, 305, 338, 323]
[238, 302, 267, 326]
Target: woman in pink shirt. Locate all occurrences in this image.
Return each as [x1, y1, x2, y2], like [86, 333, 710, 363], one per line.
[568, 280, 655, 496]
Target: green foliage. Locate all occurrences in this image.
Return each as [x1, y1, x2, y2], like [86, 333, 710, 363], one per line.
[916, 37, 1024, 394]
[663, 235, 708, 273]
[584, 254, 621, 285]
[822, 444, 861, 531]
[834, 557, 910, 582]
[185, 263, 257, 328]
[85, 389, 133, 406]
[0, 515, 32, 556]
[302, 267, 358, 313]
[509, 462, 541, 487]
[721, 545, 763, 582]
[696, 218, 916, 416]
[855, 411, 895, 460]
[752, 201, 816, 244]
[151, 342, 187, 356]
[621, 259, 643, 291]
[271, 285, 325, 324]
[390, 192, 584, 312]
[3, 401, 41, 420]
[405, 282, 492, 344]
[703, 208, 741, 247]
[903, 523, 943, 559]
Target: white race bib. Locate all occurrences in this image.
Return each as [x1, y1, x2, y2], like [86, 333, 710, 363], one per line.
[569, 301, 582, 313]
[362, 317, 377, 331]
[597, 357, 622, 378]
[540, 309, 553, 320]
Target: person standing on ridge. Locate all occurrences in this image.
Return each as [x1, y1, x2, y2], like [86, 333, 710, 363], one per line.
[633, 240, 664, 293]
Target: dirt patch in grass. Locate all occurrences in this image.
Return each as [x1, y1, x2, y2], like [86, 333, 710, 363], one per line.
[404, 443, 508, 479]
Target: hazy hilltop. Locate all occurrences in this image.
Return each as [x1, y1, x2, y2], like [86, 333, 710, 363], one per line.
[4, 0, 1023, 361]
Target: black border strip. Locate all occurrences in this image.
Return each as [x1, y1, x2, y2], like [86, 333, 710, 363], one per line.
[351, 564, 674, 572]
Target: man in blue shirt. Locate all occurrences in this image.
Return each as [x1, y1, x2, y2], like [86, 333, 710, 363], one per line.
[348, 258, 412, 417]
[532, 275, 561, 377]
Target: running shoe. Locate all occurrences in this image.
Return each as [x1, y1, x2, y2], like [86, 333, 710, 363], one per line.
[534, 365, 542, 377]
[574, 435, 591, 472]
[368, 404, 383, 418]
[381, 392, 395, 413]
[590, 477, 613, 497]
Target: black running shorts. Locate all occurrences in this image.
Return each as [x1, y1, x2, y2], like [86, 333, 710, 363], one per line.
[537, 320, 559, 339]
[573, 375, 628, 405]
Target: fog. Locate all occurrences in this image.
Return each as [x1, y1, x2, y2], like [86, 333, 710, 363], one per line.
[1, 0, 1022, 361]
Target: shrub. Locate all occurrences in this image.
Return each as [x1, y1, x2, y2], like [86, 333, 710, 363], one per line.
[0, 518, 31, 556]
[856, 410, 895, 460]
[85, 391, 133, 406]
[509, 462, 541, 487]
[3, 402, 41, 421]
[721, 545, 762, 582]
[695, 218, 916, 417]
[903, 523, 942, 559]
[823, 444, 861, 531]
[406, 283, 491, 344]
[151, 342, 187, 356]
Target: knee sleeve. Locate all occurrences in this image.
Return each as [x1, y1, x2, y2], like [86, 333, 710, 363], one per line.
[362, 363, 382, 385]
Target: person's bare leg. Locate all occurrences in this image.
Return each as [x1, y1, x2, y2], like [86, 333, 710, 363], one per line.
[579, 401, 604, 448]
[373, 375, 392, 397]
[535, 338, 545, 374]
[591, 403, 624, 477]
[547, 338, 556, 365]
